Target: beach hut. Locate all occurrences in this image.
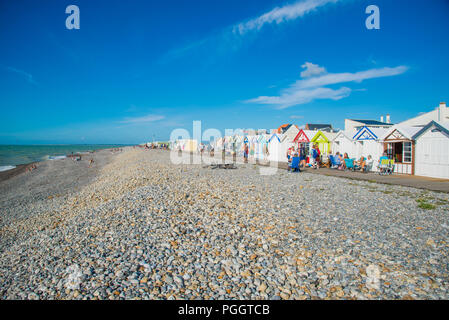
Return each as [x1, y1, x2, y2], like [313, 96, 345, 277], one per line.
[233, 135, 244, 155]
[184, 139, 198, 153]
[174, 139, 198, 152]
[248, 135, 258, 158]
[412, 121, 449, 179]
[381, 125, 421, 175]
[292, 129, 315, 157]
[331, 131, 354, 157]
[255, 134, 270, 160]
[310, 130, 334, 155]
[352, 126, 387, 166]
[268, 133, 287, 162]
[282, 124, 300, 142]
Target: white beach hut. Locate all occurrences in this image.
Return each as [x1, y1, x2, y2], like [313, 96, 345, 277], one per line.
[331, 131, 354, 157]
[413, 121, 449, 179]
[268, 133, 288, 162]
[352, 126, 388, 167]
[254, 134, 270, 160]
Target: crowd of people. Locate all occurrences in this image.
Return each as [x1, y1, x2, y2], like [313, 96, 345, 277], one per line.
[165, 141, 383, 174]
[283, 144, 375, 172]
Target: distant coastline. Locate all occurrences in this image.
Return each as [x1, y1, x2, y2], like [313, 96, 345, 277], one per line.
[0, 144, 130, 170]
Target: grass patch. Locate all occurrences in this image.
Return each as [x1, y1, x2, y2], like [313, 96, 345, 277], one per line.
[381, 190, 393, 194]
[418, 202, 436, 210]
[416, 198, 437, 210]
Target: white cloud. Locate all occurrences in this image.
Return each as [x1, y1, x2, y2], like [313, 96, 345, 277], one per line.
[120, 114, 165, 124]
[246, 63, 408, 109]
[247, 86, 351, 109]
[300, 62, 326, 78]
[235, 0, 339, 35]
[161, 0, 342, 62]
[290, 115, 304, 119]
[293, 65, 408, 89]
[5, 66, 37, 85]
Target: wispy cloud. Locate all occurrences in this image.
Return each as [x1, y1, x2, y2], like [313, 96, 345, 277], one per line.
[4, 66, 37, 85]
[120, 114, 165, 124]
[245, 62, 408, 109]
[290, 115, 304, 119]
[292, 65, 408, 90]
[247, 86, 351, 109]
[161, 0, 342, 63]
[234, 0, 339, 35]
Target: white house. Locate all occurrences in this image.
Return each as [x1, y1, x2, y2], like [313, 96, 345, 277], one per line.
[413, 121, 449, 179]
[345, 118, 393, 136]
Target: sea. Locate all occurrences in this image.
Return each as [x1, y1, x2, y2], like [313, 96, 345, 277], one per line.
[0, 144, 128, 172]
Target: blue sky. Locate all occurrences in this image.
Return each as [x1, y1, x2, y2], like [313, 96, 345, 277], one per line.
[1, 0, 448, 144]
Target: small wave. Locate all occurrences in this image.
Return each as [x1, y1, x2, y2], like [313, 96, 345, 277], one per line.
[0, 165, 16, 172]
[48, 155, 67, 160]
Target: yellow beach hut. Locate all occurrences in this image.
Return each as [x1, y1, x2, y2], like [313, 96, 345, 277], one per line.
[310, 130, 334, 155]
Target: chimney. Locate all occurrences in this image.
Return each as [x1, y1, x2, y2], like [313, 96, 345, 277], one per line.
[386, 114, 391, 124]
[380, 115, 384, 123]
[439, 102, 446, 121]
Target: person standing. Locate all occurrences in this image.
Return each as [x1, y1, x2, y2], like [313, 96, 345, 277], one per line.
[243, 143, 249, 163]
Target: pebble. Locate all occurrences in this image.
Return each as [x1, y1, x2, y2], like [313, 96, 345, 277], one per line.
[0, 148, 448, 300]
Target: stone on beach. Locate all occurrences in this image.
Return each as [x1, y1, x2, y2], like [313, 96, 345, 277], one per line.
[0, 148, 448, 300]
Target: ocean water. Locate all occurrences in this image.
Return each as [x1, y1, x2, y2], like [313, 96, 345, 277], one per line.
[0, 144, 127, 170]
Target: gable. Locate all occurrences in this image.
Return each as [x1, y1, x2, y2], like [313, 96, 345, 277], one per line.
[311, 131, 329, 143]
[268, 134, 281, 143]
[333, 131, 351, 142]
[353, 126, 378, 140]
[293, 130, 310, 143]
[384, 129, 409, 141]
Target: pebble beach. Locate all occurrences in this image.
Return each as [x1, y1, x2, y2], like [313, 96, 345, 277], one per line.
[0, 147, 448, 300]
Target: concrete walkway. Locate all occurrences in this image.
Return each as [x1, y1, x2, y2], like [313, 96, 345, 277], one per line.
[255, 159, 449, 193]
[301, 167, 449, 193]
[172, 151, 449, 193]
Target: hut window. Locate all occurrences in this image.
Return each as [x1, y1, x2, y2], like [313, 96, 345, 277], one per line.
[403, 142, 412, 163]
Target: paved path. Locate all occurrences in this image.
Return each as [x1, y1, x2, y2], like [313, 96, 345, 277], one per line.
[302, 167, 449, 193]
[183, 151, 449, 193]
